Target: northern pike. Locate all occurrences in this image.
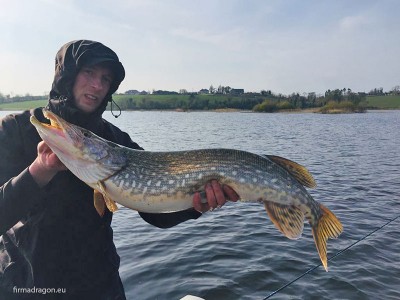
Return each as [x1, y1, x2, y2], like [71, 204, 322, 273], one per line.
[30, 110, 343, 271]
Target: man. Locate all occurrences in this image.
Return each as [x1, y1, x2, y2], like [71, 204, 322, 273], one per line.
[0, 40, 239, 299]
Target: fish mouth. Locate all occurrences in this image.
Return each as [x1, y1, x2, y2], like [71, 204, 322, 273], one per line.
[31, 109, 66, 129]
[30, 109, 67, 139]
[43, 109, 63, 129]
[30, 109, 82, 162]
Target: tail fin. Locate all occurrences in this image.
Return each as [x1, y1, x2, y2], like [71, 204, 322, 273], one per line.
[311, 203, 343, 271]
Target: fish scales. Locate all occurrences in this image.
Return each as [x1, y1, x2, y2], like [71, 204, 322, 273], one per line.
[30, 110, 343, 271]
[106, 148, 312, 213]
[105, 147, 324, 223]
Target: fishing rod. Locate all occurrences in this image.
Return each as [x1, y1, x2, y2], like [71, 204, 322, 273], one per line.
[262, 214, 400, 299]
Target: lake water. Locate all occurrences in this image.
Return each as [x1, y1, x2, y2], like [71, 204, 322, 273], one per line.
[2, 110, 400, 299]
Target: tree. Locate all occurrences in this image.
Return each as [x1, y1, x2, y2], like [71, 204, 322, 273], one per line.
[369, 87, 384, 96]
[391, 86, 400, 95]
[325, 89, 344, 102]
[209, 85, 215, 94]
[261, 90, 272, 96]
[307, 92, 317, 107]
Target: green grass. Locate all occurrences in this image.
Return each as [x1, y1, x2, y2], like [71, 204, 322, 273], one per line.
[111, 94, 263, 110]
[366, 95, 400, 109]
[0, 99, 47, 110]
[1, 94, 400, 111]
[113, 94, 243, 104]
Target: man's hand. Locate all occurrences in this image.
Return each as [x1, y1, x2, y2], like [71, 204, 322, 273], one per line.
[28, 141, 67, 187]
[193, 179, 240, 213]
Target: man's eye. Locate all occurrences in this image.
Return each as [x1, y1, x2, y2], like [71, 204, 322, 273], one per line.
[103, 77, 112, 84]
[83, 131, 91, 137]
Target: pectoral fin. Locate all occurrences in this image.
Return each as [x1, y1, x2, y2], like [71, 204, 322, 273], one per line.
[264, 201, 305, 239]
[265, 155, 317, 188]
[94, 190, 106, 217]
[96, 181, 118, 213]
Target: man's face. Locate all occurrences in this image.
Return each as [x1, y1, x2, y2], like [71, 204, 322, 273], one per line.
[72, 64, 114, 113]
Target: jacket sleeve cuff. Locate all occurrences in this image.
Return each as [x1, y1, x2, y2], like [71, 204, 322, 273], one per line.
[138, 209, 202, 229]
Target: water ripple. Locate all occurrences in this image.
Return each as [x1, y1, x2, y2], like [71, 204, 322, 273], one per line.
[102, 110, 400, 299]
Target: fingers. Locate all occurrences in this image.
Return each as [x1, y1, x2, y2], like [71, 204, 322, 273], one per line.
[211, 179, 227, 207]
[37, 141, 66, 171]
[205, 181, 217, 208]
[37, 140, 50, 155]
[222, 184, 240, 202]
[29, 142, 66, 187]
[193, 182, 219, 213]
[193, 192, 208, 213]
[193, 179, 240, 213]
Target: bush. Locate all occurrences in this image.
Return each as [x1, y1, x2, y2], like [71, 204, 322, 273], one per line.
[277, 101, 294, 110]
[253, 100, 278, 112]
[320, 100, 366, 113]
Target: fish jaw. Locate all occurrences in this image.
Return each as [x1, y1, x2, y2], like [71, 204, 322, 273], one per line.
[30, 110, 127, 184]
[30, 112, 81, 161]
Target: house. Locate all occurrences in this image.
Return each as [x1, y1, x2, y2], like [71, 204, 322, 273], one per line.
[230, 89, 244, 95]
[199, 89, 209, 94]
[125, 90, 140, 95]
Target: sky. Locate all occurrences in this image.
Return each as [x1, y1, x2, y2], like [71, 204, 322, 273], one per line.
[1, 0, 399, 96]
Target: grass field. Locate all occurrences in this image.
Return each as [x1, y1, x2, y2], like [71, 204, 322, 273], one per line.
[1, 95, 399, 111]
[0, 99, 47, 110]
[366, 95, 400, 109]
[0, 94, 249, 111]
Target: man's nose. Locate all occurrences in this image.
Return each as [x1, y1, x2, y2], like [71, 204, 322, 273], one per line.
[90, 76, 103, 89]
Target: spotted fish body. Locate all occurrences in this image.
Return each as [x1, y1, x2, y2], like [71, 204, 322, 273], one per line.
[30, 110, 343, 271]
[108, 149, 316, 215]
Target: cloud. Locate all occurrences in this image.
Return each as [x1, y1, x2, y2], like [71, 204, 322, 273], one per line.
[1, 0, 399, 95]
[169, 27, 249, 51]
[339, 14, 371, 31]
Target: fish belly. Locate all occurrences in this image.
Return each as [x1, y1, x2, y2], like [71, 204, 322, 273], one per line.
[104, 179, 194, 213]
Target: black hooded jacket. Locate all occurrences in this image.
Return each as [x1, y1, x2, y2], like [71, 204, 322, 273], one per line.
[0, 40, 200, 297]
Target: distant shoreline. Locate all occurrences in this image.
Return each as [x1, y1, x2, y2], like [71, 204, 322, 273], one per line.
[1, 107, 399, 114]
[1, 94, 400, 112]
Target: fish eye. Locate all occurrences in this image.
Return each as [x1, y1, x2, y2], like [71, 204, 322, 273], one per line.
[83, 131, 91, 138]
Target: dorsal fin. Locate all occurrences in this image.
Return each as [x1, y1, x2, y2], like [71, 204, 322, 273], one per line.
[265, 155, 317, 188]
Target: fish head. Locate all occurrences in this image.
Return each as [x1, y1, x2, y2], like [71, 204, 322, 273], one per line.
[30, 109, 127, 183]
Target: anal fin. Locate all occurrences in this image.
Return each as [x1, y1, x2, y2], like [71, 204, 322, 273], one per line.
[264, 201, 305, 239]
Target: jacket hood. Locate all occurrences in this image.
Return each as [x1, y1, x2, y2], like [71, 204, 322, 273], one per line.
[49, 40, 125, 111]
[47, 40, 125, 132]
